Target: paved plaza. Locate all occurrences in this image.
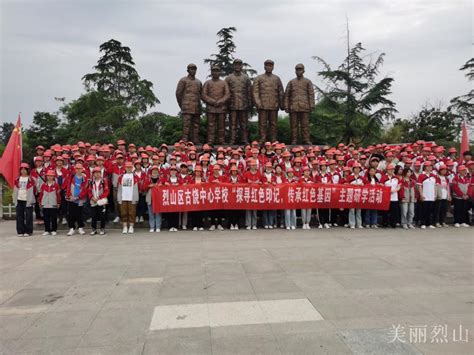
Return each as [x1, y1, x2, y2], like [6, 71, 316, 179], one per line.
[0, 220, 472, 354]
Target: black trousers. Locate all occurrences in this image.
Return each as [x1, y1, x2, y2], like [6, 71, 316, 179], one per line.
[43, 208, 58, 232]
[166, 212, 179, 229]
[421, 200, 435, 226]
[453, 199, 469, 224]
[190, 211, 204, 228]
[210, 210, 223, 225]
[434, 199, 449, 225]
[91, 205, 106, 230]
[383, 201, 399, 228]
[67, 201, 84, 229]
[136, 194, 147, 218]
[319, 209, 330, 225]
[16, 201, 33, 235]
[34, 195, 42, 220]
[58, 190, 68, 221]
[228, 210, 242, 226]
[414, 201, 422, 225]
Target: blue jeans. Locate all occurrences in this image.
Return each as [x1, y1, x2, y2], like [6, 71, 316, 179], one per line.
[148, 204, 161, 230]
[284, 210, 296, 228]
[365, 210, 378, 225]
[262, 210, 275, 226]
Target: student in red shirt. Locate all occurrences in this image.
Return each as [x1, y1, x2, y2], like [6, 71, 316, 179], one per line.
[243, 159, 262, 229]
[451, 165, 470, 227]
[39, 170, 61, 236]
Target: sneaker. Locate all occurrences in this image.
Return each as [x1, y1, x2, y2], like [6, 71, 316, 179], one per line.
[333, 223, 338, 227]
[230, 225, 234, 230]
[442, 223, 449, 227]
[461, 223, 470, 227]
[373, 225, 379, 229]
[307, 225, 312, 230]
[113, 217, 120, 223]
[182, 225, 187, 230]
[135, 216, 139, 223]
[291, 226, 296, 230]
[217, 224, 224, 231]
[235, 225, 239, 230]
[78, 228, 86, 235]
[350, 226, 355, 229]
[428, 225, 436, 229]
[99, 229, 105, 235]
[324, 223, 330, 229]
[155, 229, 161, 233]
[17, 234, 24, 237]
[149, 229, 155, 233]
[209, 225, 216, 231]
[67, 228, 75, 236]
[421, 225, 426, 229]
[86, 218, 92, 223]
[246, 226, 251, 230]
[286, 226, 290, 230]
[128, 226, 134, 234]
[435, 223, 442, 228]
[454, 223, 460, 228]
[264, 225, 269, 229]
[90, 230, 97, 235]
[170, 227, 177, 232]
[23, 233, 31, 237]
[51, 231, 57, 236]
[252, 226, 257, 230]
[409, 224, 416, 229]
[42, 231, 50, 236]
[122, 227, 128, 234]
[61, 218, 67, 225]
[402, 225, 408, 230]
[139, 216, 144, 223]
[199, 227, 204, 231]
[318, 224, 323, 229]
[343, 224, 349, 228]
[193, 227, 198, 231]
[358, 225, 364, 229]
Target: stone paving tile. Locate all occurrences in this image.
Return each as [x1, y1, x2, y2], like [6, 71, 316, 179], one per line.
[0, 221, 472, 354]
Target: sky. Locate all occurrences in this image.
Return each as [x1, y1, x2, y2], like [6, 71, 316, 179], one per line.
[1, 0, 472, 127]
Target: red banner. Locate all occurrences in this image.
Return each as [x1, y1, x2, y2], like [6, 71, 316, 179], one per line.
[152, 183, 391, 213]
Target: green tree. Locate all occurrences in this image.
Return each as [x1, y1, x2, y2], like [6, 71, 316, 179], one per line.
[0, 122, 14, 145]
[204, 27, 256, 77]
[114, 112, 183, 146]
[313, 39, 396, 144]
[448, 58, 473, 122]
[82, 39, 159, 115]
[24, 112, 61, 149]
[389, 104, 460, 147]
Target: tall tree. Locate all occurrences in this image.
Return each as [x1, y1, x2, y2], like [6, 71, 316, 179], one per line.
[448, 58, 473, 122]
[313, 25, 396, 144]
[0, 122, 15, 146]
[82, 39, 159, 115]
[25, 112, 61, 148]
[204, 27, 256, 77]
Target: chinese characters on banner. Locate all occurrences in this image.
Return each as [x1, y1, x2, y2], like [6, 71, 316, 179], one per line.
[152, 183, 391, 213]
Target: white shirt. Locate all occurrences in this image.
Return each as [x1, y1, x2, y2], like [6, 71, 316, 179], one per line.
[18, 176, 28, 201]
[121, 173, 134, 201]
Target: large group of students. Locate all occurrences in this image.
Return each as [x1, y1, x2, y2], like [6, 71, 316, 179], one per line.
[12, 139, 473, 237]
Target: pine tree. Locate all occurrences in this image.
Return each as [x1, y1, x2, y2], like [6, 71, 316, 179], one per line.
[448, 58, 473, 122]
[204, 27, 256, 77]
[312, 24, 396, 144]
[82, 39, 159, 114]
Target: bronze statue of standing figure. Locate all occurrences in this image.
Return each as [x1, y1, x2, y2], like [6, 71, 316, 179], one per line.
[202, 65, 230, 145]
[284, 63, 315, 145]
[252, 59, 284, 143]
[225, 59, 252, 144]
[176, 63, 202, 143]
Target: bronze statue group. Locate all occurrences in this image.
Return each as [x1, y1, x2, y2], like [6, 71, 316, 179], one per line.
[13, 139, 473, 237]
[176, 59, 314, 146]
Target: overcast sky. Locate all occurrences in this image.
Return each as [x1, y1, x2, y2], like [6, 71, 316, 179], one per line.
[1, 0, 472, 127]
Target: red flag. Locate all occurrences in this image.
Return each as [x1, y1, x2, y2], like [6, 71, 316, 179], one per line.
[460, 120, 469, 162]
[0, 114, 23, 187]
